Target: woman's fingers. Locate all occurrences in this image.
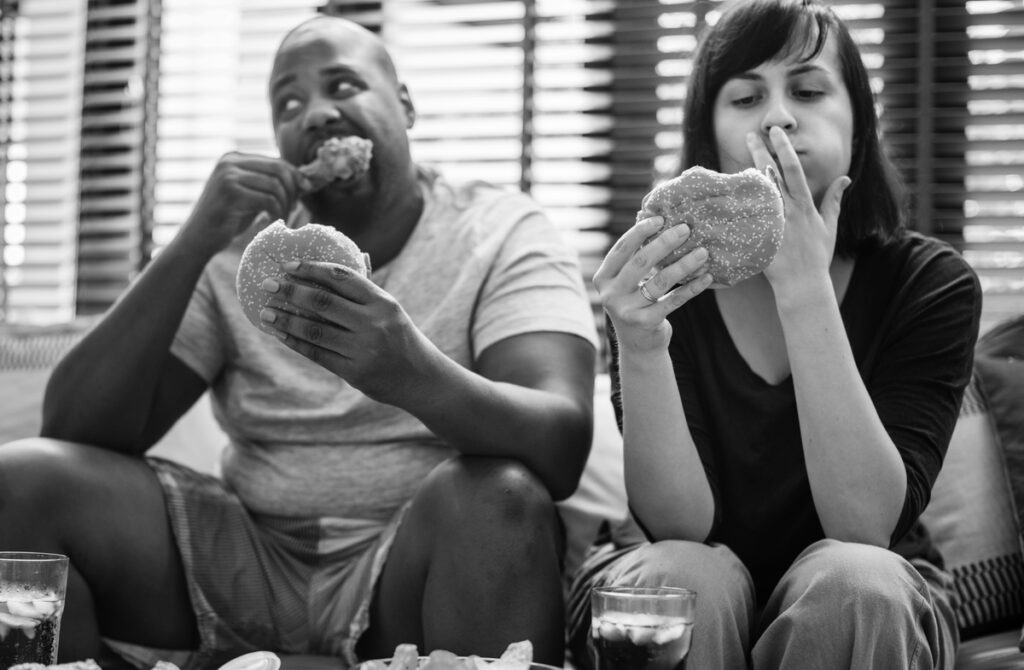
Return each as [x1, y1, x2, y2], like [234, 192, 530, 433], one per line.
[746, 132, 781, 190]
[640, 246, 709, 301]
[594, 216, 666, 283]
[766, 126, 814, 205]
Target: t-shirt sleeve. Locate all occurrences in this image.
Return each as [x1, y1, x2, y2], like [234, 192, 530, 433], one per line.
[872, 245, 982, 544]
[471, 195, 598, 355]
[169, 264, 228, 384]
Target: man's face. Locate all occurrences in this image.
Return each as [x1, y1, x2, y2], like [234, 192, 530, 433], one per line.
[269, 20, 414, 204]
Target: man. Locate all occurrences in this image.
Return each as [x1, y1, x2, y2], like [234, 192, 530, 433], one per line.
[0, 15, 596, 669]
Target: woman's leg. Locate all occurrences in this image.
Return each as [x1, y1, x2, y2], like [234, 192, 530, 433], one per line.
[753, 539, 958, 670]
[577, 539, 756, 670]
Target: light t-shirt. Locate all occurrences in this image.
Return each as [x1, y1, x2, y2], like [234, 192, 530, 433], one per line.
[170, 167, 598, 522]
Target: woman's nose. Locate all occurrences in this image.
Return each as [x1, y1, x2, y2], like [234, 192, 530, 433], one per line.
[761, 97, 797, 134]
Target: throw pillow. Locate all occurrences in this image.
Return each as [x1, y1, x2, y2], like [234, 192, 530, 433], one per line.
[972, 314, 1024, 650]
[919, 374, 1024, 638]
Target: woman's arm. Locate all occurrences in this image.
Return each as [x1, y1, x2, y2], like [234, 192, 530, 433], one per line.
[588, 216, 716, 538]
[617, 342, 716, 541]
[750, 127, 978, 546]
[776, 282, 907, 545]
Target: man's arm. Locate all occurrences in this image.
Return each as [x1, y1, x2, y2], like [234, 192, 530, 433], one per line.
[432, 330, 596, 501]
[41, 152, 305, 453]
[257, 258, 596, 500]
[41, 235, 217, 453]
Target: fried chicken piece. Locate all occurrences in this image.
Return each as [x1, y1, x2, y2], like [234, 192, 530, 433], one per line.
[298, 136, 374, 191]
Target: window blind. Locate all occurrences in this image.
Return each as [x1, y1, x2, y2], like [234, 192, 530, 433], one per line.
[0, 0, 86, 323]
[958, 0, 1024, 332]
[199, 0, 1024, 339]
[151, 0, 321, 259]
[1, 0, 1021, 330]
[75, 0, 158, 315]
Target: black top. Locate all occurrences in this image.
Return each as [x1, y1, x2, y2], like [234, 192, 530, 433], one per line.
[608, 231, 982, 605]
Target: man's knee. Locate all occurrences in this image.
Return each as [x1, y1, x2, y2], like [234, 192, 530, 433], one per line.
[0, 438, 79, 513]
[419, 456, 561, 542]
[0, 439, 158, 532]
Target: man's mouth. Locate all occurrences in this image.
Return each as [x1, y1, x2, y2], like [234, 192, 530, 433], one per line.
[298, 136, 375, 192]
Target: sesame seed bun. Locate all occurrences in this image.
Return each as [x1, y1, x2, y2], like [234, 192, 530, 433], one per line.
[235, 220, 369, 331]
[639, 166, 785, 288]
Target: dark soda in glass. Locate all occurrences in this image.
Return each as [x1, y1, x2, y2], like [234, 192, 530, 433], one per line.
[0, 592, 64, 669]
[590, 613, 692, 670]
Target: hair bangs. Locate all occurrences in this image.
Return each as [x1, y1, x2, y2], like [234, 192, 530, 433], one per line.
[708, 5, 830, 95]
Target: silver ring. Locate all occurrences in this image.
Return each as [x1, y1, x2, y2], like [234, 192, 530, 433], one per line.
[764, 163, 783, 193]
[638, 281, 658, 304]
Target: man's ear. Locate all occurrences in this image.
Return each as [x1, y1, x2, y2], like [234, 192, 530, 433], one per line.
[399, 83, 416, 129]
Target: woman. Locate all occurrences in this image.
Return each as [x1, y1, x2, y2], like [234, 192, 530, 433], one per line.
[568, 1, 981, 668]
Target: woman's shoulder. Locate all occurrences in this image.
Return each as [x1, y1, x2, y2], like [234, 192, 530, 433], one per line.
[855, 230, 982, 317]
[861, 230, 978, 284]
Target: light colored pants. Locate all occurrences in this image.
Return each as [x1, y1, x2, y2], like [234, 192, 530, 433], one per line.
[574, 538, 958, 670]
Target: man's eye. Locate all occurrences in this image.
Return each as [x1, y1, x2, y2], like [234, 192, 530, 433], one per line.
[278, 98, 302, 114]
[333, 80, 360, 97]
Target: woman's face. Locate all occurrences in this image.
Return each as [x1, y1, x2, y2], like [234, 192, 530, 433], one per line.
[712, 34, 854, 206]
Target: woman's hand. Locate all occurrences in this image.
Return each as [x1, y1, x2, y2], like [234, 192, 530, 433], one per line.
[746, 126, 850, 296]
[257, 260, 436, 404]
[592, 216, 711, 353]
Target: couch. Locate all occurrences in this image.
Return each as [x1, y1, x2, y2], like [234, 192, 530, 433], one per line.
[1, 316, 1023, 669]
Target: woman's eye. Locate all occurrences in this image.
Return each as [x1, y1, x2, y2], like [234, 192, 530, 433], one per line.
[732, 95, 759, 107]
[794, 89, 824, 101]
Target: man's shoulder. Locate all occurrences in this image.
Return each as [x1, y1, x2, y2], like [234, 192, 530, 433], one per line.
[423, 166, 543, 222]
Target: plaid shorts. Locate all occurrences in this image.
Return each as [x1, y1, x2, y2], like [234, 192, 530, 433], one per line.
[105, 457, 410, 670]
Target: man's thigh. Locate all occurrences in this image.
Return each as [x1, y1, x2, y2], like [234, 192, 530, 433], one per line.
[0, 438, 197, 651]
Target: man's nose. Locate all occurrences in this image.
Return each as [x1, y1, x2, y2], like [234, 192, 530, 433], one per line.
[304, 97, 343, 129]
[761, 96, 797, 134]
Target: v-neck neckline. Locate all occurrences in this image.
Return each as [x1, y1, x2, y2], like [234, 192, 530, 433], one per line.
[709, 259, 859, 389]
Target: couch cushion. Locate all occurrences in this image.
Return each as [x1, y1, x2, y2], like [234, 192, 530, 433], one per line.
[556, 373, 627, 580]
[0, 320, 95, 443]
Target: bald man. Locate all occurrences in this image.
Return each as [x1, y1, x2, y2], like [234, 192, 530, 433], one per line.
[0, 16, 597, 669]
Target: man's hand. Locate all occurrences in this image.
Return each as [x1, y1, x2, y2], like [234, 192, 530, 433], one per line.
[257, 259, 435, 404]
[179, 152, 309, 257]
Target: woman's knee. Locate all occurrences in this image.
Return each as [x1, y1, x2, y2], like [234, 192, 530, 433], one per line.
[781, 539, 928, 617]
[605, 541, 753, 611]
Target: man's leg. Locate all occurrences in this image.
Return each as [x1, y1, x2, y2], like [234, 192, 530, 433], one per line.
[0, 438, 198, 662]
[356, 457, 566, 665]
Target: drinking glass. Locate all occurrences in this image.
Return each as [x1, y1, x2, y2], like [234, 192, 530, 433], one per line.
[0, 552, 69, 669]
[590, 586, 697, 670]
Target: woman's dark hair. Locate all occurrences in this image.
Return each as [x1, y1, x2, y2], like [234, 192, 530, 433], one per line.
[682, 0, 905, 256]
